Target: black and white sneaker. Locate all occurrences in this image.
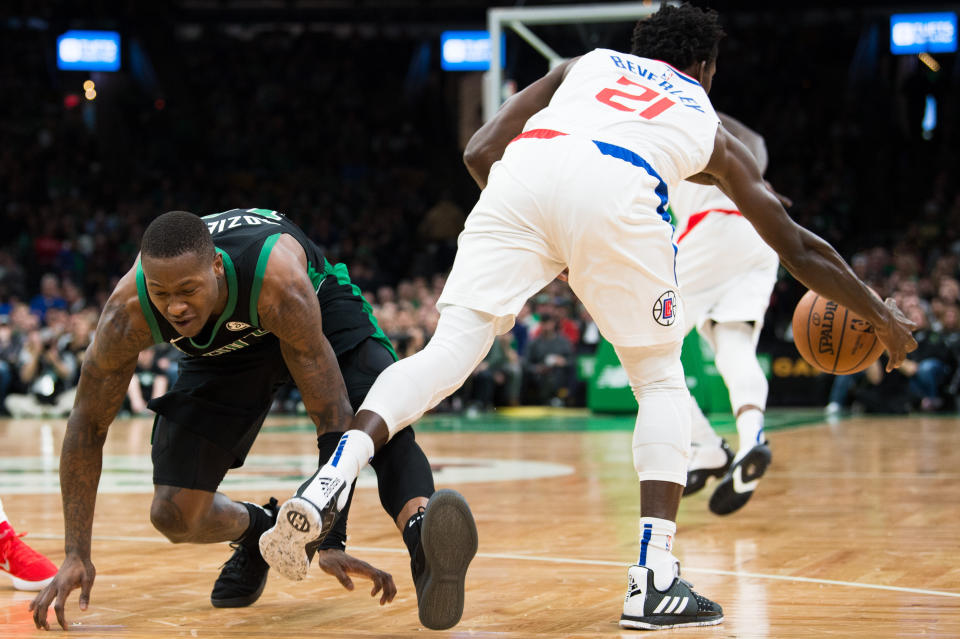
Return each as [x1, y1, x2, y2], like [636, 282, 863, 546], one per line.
[709, 442, 772, 515]
[412, 489, 478, 630]
[211, 498, 278, 608]
[684, 439, 734, 497]
[619, 565, 723, 630]
[259, 476, 346, 581]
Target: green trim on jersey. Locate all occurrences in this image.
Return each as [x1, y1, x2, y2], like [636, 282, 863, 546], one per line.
[319, 258, 398, 361]
[135, 261, 165, 344]
[250, 233, 281, 327]
[188, 248, 238, 350]
[249, 208, 282, 221]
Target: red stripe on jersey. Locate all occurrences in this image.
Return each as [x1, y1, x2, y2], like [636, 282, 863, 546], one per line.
[510, 129, 568, 143]
[676, 208, 742, 243]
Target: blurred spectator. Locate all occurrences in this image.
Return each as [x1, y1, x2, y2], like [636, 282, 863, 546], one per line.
[4, 327, 78, 418]
[125, 348, 171, 416]
[28, 274, 67, 323]
[466, 333, 522, 410]
[524, 315, 575, 406]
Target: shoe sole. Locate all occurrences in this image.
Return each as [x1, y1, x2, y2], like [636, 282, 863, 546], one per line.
[619, 613, 724, 630]
[210, 569, 269, 608]
[416, 489, 478, 631]
[259, 497, 323, 581]
[683, 463, 728, 497]
[683, 442, 733, 497]
[5, 573, 55, 592]
[709, 444, 772, 515]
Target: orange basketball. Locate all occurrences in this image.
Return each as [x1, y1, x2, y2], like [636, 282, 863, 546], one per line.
[791, 289, 885, 374]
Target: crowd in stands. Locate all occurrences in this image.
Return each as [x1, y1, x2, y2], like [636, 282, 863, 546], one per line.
[1, 12, 959, 417]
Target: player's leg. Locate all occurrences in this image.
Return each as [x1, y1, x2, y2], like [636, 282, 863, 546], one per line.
[684, 393, 734, 496]
[279, 153, 563, 553]
[614, 341, 723, 630]
[0, 496, 58, 591]
[706, 320, 772, 515]
[150, 416, 278, 607]
[147, 351, 289, 607]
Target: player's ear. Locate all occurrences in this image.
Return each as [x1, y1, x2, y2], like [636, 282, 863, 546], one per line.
[696, 60, 707, 83]
[212, 251, 224, 276]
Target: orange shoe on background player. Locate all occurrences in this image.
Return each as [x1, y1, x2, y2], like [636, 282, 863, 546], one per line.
[0, 520, 58, 591]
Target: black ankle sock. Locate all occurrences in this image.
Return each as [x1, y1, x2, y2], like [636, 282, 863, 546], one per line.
[401, 509, 425, 558]
[238, 502, 270, 550]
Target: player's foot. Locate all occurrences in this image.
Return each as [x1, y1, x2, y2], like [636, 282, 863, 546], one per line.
[211, 498, 278, 608]
[0, 521, 57, 591]
[619, 565, 723, 630]
[411, 489, 478, 630]
[708, 442, 772, 515]
[683, 439, 734, 497]
[260, 477, 346, 581]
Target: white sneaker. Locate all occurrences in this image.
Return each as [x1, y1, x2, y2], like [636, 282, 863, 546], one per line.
[259, 476, 346, 581]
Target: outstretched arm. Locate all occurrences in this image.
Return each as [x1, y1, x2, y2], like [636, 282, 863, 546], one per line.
[463, 57, 578, 189]
[31, 269, 152, 630]
[697, 126, 917, 369]
[257, 235, 354, 437]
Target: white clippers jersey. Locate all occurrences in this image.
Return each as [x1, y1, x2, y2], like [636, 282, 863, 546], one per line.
[670, 180, 739, 234]
[523, 48, 720, 188]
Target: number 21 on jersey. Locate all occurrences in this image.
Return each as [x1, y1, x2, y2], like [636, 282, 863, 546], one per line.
[595, 76, 675, 120]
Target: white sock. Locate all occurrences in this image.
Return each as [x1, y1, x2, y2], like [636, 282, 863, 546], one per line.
[0, 496, 7, 525]
[300, 431, 374, 509]
[736, 409, 765, 460]
[637, 517, 679, 591]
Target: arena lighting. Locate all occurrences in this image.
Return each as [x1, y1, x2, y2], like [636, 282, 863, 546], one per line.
[890, 12, 957, 55]
[918, 52, 941, 72]
[57, 30, 121, 71]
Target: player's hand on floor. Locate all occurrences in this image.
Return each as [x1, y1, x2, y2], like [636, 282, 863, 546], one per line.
[315, 548, 397, 605]
[876, 297, 918, 371]
[29, 554, 96, 630]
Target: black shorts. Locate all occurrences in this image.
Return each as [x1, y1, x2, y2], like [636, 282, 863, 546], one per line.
[150, 337, 396, 491]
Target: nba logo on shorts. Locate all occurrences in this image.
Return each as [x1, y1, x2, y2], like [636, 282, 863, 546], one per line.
[653, 290, 677, 326]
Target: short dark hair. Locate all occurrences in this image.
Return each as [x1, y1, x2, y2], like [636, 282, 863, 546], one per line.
[630, 3, 725, 70]
[141, 210, 215, 260]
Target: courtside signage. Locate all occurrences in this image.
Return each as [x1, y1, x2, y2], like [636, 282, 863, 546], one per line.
[57, 30, 121, 71]
[890, 13, 957, 54]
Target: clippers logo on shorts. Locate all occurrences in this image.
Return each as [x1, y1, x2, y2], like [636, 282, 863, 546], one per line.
[226, 321, 251, 331]
[653, 290, 678, 326]
[286, 510, 311, 533]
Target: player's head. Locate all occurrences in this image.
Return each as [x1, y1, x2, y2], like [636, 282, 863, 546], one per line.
[140, 210, 222, 337]
[630, 3, 725, 93]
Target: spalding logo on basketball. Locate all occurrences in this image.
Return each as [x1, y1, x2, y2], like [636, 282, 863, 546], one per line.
[792, 290, 884, 374]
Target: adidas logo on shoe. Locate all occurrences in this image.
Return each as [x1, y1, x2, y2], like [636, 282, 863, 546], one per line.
[620, 565, 723, 630]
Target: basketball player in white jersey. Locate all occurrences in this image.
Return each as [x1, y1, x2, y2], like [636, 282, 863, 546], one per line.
[671, 114, 781, 516]
[262, 4, 916, 631]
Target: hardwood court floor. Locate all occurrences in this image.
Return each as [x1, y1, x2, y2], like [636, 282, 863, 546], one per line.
[1, 410, 959, 638]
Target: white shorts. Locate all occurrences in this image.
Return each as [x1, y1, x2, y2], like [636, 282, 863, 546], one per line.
[675, 211, 778, 340]
[438, 133, 684, 348]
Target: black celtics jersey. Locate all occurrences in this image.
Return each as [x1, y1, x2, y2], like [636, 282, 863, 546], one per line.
[135, 208, 395, 360]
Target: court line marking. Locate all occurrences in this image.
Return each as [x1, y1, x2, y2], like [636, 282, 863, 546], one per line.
[28, 534, 960, 600]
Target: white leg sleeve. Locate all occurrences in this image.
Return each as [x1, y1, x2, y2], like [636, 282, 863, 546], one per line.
[712, 321, 768, 414]
[689, 395, 722, 447]
[358, 305, 499, 438]
[614, 341, 690, 486]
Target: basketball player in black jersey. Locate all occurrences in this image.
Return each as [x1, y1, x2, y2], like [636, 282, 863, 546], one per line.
[30, 209, 466, 630]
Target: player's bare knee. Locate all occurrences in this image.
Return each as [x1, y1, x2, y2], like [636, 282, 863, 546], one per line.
[150, 495, 196, 543]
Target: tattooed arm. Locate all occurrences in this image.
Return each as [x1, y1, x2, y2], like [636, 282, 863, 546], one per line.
[31, 265, 154, 630]
[257, 234, 354, 437]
